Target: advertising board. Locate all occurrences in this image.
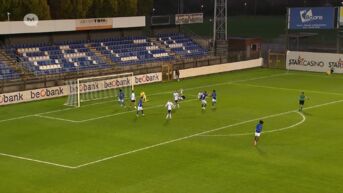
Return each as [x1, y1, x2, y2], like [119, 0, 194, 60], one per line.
[288, 7, 335, 29]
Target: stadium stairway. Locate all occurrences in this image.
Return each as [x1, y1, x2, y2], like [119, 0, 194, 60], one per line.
[0, 49, 25, 80]
[86, 44, 114, 66]
[149, 38, 176, 57]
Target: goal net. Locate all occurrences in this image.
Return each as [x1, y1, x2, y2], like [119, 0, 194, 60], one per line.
[65, 72, 134, 107]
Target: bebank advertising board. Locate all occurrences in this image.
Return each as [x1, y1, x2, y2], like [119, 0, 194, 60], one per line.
[288, 7, 335, 29]
[0, 73, 162, 106]
[286, 51, 343, 73]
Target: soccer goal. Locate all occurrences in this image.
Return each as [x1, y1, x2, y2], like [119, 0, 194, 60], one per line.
[65, 72, 134, 107]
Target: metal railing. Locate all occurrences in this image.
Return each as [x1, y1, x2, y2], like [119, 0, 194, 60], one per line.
[0, 51, 260, 93]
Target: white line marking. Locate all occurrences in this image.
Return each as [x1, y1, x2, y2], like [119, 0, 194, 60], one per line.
[0, 73, 288, 124]
[73, 99, 343, 169]
[34, 114, 79, 123]
[0, 99, 341, 169]
[289, 73, 343, 80]
[199, 111, 306, 137]
[183, 73, 290, 92]
[0, 115, 34, 124]
[0, 152, 75, 169]
[18, 73, 290, 124]
[75, 98, 198, 123]
[233, 83, 343, 96]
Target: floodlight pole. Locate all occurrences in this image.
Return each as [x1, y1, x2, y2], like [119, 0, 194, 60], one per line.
[213, 0, 228, 54]
[213, 0, 228, 42]
[178, 0, 184, 14]
[286, 8, 290, 51]
[337, 6, 341, 53]
[7, 12, 10, 21]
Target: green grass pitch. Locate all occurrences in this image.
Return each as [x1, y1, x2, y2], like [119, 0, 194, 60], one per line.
[0, 68, 343, 193]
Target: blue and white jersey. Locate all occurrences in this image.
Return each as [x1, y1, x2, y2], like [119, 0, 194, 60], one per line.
[255, 123, 263, 133]
[200, 93, 207, 100]
[198, 92, 203, 100]
[212, 92, 217, 100]
[119, 92, 125, 100]
[138, 100, 143, 108]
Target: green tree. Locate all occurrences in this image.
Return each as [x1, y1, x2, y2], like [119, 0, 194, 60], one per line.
[88, 0, 118, 18]
[73, 0, 93, 18]
[59, 0, 74, 19]
[0, 0, 12, 21]
[7, 0, 51, 20]
[117, 0, 137, 16]
[8, 0, 27, 21]
[137, 0, 153, 16]
[23, 0, 51, 20]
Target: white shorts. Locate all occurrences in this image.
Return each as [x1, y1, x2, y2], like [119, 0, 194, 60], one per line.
[212, 99, 217, 103]
[118, 99, 124, 103]
[137, 107, 143, 111]
[201, 100, 207, 105]
[255, 132, 261, 137]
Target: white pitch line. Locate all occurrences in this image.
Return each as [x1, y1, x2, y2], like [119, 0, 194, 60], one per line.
[199, 111, 306, 137]
[75, 98, 198, 123]
[21, 73, 290, 124]
[34, 114, 79, 123]
[0, 99, 341, 169]
[73, 99, 343, 169]
[0, 115, 34, 124]
[233, 83, 343, 97]
[0, 72, 288, 124]
[289, 73, 343, 80]
[0, 152, 75, 169]
[182, 73, 290, 92]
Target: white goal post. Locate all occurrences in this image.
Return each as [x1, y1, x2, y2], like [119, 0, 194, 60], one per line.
[65, 72, 134, 107]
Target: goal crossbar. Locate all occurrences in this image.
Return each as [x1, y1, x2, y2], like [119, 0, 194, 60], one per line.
[66, 72, 134, 107]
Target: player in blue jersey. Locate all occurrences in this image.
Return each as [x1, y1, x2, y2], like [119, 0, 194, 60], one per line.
[211, 90, 217, 108]
[200, 91, 208, 110]
[118, 89, 125, 107]
[254, 120, 264, 146]
[136, 97, 144, 117]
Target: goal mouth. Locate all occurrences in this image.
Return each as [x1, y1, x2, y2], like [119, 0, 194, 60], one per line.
[65, 72, 134, 107]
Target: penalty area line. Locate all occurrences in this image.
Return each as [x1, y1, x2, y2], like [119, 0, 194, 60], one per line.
[34, 114, 79, 123]
[199, 111, 306, 137]
[0, 152, 76, 169]
[73, 99, 343, 169]
[0, 99, 341, 169]
[0, 72, 289, 124]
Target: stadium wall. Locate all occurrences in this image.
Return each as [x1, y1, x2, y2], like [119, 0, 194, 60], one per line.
[0, 58, 262, 105]
[286, 51, 343, 73]
[0, 73, 162, 106]
[0, 16, 145, 35]
[179, 58, 263, 78]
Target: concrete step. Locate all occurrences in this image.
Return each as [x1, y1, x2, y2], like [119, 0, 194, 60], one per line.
[0, 50, 29, 79]
[85, 44, 114, 66]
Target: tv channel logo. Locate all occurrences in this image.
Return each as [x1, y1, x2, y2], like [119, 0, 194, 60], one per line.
[24, 13, 39, 27]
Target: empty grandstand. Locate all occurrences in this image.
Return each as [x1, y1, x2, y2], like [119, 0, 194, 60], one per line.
[0, 61, 19, 80]
[2, 33, 207, 77]
[0, 14, 259, 95]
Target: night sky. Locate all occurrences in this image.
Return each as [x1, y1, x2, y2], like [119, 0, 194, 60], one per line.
[154, 0, 343, 15]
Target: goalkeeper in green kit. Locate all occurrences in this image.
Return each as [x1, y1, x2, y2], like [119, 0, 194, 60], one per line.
[299, 92, 309, 112]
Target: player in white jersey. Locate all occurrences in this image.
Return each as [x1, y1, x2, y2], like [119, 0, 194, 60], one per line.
[173, 91, 180, 108]
[200, 91, 208, 110]
[179, 89, 185, 100]
[130, 90, 136, 109]
[165, 100, 175, 119]
[198, 92, 203, 100]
